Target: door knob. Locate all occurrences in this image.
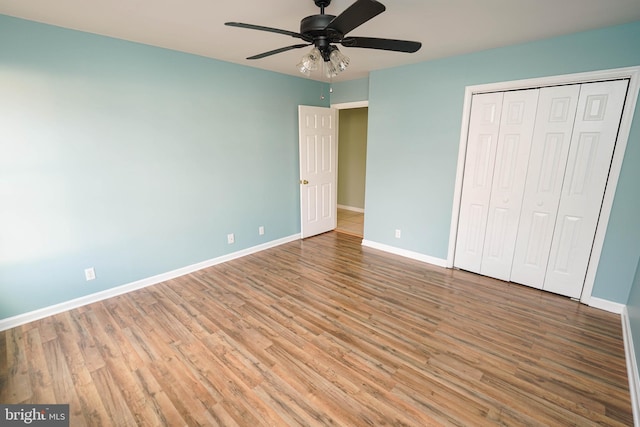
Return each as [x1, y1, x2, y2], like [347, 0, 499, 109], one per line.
[300, 179, 309, 185]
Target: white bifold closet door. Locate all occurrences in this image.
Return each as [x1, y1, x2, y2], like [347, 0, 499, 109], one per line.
[455, 79, 628, 299]
[454, 92, 504, 273]
[540, 80, 628, 298]
[510, 85, 582, 289]
[454, 89, 539, 279]
[479, 89, 539, 281]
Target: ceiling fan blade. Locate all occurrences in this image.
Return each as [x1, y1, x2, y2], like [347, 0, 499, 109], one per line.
[325, 0, 386, 36]
[225, 22, 304, 39]
[247, 44, 312, 60]
[341, 37, 422, 53]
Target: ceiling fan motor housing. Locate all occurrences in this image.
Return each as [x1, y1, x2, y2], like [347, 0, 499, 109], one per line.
[301, 14, 343, 60]
[301, 15, 340, 40]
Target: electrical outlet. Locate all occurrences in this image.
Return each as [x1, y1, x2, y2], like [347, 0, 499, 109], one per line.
[84, 267, 96, 281]
[395, 229, 402, 239]
[227, 233, 235, 244]
[259, 226, 265, 236]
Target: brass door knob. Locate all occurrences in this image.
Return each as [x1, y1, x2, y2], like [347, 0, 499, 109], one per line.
[300, 179, 309, 185]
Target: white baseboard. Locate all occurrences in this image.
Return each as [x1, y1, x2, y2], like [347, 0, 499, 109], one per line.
[589, 297, 626, 314]
[0, 234, 301, 332]
[337, 204, 365, 213]
[622, 307, 640, 426]
[361, 240, 448, 268]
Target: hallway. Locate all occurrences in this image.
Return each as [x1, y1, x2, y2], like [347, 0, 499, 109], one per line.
[336, 208, 364, 237]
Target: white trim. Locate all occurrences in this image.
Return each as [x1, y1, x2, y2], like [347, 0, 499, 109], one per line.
[581, 67, 640, 304]
[622, 306, 640, 426]
[588, 297, 625, 314]
[447, 66, 640, 303]
[362, 240, 448, 268]
[331, 100, 369, 109]
[0, 234, 301, 332]
[337, 204, 365, 213]
[447, 89, 474, 268]
[464, 66, 640, 94]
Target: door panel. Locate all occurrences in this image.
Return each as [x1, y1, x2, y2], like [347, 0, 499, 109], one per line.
[543, 80, 629, 298]
[510, 85, 581, 288]
[551, 215, 582, 273]
[299, 106, 337, 239]
[480, 89, 539, 281]
[454, 92, 504, 273]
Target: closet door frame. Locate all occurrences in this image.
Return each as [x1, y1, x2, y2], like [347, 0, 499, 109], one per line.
[447, 66, 640, 307]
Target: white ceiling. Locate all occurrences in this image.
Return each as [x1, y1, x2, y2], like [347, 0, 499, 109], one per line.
[1, 0, 640, 82]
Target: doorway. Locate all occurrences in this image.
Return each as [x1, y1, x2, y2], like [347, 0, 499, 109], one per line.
[334, 103, 368, 237]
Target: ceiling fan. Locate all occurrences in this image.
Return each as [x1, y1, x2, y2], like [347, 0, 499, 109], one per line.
[225, 0, 422, 78]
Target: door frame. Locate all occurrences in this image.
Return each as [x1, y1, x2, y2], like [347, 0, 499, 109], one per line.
[330, 100, 370, 233]
[447, 66, 640, 305]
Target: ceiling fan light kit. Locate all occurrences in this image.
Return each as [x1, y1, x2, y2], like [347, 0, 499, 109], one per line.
[225, 0, 421, 79]
[298, 46, 349, 78]
[297, 47, 322, 76]
[329, 47, 350, 71]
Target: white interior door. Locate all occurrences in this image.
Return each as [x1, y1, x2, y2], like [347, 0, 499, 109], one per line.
[543, 80, 629, 298]
[454, 92, 504, 273]
[299, 106, 338, 239]
[480, 89, 539, 281]
[510, 85, 581, 289]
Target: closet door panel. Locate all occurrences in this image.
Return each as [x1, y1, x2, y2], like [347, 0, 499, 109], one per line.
[454, 92, 503, 273]
[544, 80, 629, 298]
[510, 85, 580, 289]
[480, 89, 539, 281]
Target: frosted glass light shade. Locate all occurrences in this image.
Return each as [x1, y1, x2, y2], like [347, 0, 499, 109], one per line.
[297, 47, 321, 75]
[329, 48, 350, 72]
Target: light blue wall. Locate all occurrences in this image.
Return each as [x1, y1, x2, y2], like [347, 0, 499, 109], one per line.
[0, 15, 328, 319]
[331, 77, 369, 104]
[627, 257, 640, 381]
[364, 21, 640, 303]
[2, 14, 640, 322]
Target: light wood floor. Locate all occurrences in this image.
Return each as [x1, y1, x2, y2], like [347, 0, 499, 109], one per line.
[336, 208, 364, 237]
[0, 232, 633, 426]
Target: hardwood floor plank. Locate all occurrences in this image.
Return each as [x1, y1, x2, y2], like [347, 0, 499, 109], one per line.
[168, 332, 280, 426]
[80, 306, 167, 426]
[2, 327, 32, 403]
[91, 367, 138, 426]
[0, 331, 7, 402]
[41, 339, 91, 427]
[0, 232, 633, 425]
[24, 328, 56, 404]
[52, 312, 115, 426]
[134, 366, 190, 426]
[146, 353, 223, 426]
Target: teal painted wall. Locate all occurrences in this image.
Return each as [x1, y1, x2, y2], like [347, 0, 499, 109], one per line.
[2, 13, 640, 323]
[627, 257, 640, 385]
[364, 21, 640, 303]
[331, 78, 369, 104]
[338, 108, 368, 209]
[0, 15, 328, 319]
